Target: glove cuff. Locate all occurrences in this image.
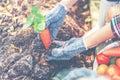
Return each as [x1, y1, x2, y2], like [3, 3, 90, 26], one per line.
[59, 2, 68, 11]
[82, 37, 88, 50]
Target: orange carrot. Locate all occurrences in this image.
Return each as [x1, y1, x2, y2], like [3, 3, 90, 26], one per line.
[102, 47, 120, 57]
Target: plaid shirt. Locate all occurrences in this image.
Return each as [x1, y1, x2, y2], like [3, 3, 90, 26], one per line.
[111, 15, 120, 38]
[107, 0, 120, 1]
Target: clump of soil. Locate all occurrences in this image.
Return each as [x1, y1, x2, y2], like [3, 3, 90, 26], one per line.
[0, 0, 95, 80]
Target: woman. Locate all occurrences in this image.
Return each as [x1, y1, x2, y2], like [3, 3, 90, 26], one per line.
[45, 0, 120, 61]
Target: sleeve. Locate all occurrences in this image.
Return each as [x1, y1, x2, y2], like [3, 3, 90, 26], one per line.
[107, 0, 120, 2]
[111, 15, 120, 38]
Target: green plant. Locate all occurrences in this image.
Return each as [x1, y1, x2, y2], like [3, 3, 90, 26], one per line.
[23, 6, 45, 33]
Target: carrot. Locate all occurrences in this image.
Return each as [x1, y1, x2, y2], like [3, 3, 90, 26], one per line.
[102, 47, 120, 57]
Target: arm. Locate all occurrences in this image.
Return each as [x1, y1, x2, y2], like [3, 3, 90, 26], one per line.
[85, 23, 115, 48]
[45, 0, 78, 41]
[85, 14, 120, 48]
[45, 15, 120, 61]
[60, 0, 78, 9]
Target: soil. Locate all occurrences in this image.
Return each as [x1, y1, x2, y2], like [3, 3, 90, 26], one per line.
[0, 0, 95, 80]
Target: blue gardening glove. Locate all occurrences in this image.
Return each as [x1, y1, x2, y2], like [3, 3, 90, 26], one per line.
[53, 68, 108, 80]
[53, 68, 96, 80]
[45, 3, 67, 40]
[45, 37, 88, 61]
[51, 40, 66, 47]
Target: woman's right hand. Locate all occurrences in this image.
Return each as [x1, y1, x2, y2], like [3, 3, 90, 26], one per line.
[45, 3, 67, 40]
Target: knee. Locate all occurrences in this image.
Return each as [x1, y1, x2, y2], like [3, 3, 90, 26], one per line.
[106, 5, 120, 22]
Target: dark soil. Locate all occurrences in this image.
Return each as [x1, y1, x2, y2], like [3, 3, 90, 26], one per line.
[0, 0, 95, 80]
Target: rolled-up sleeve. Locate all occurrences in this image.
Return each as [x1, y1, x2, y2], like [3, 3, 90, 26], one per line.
[107, 0, 120, 2]
[111, 15, 120, 38]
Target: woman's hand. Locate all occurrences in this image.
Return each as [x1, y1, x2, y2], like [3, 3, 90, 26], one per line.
[45, 3, 67, 40]
[45, 37, 88, 61]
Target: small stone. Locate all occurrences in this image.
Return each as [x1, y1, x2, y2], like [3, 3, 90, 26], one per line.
[22, 5, 27, 11]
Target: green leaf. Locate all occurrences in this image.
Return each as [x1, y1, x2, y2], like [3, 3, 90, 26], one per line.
[109, 57, 116, 65]
[23, 15, 34, 28]
[38, 22, 45, 31]
[34, 17, 41, 23]
[23, 6, 46, 33]
[33, 23, 39, 33]
[35, 13, 44, 23]
[33, 13, 45, 33]
[31, 6, 38, 15]
[36, 13, 44, 19]
[33, 21, 45, 33]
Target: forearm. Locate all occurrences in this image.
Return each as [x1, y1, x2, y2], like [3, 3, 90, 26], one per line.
[85, 23, 115, 48]
[60, 0, 78, 10]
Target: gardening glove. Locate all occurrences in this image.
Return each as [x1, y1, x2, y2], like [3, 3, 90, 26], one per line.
[45, 37, 88, 61]
[53, 68, 109, 80]
[51, 40, 66, 47]
[45, 3, 67, 40]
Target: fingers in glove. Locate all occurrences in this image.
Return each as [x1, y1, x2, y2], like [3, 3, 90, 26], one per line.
[52, 40, 66, 47]
[45, 3, 67, 27]
[45, 48, 70, 61]
[46, 3, 67, 22]
[64, 38, 77, 46]
[48, 16, 65, 40]
[45, 38, 87, 61]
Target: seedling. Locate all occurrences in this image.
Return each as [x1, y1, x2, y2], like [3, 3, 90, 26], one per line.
[23, 6, 45, 33]
[23, 6, 51, 49]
